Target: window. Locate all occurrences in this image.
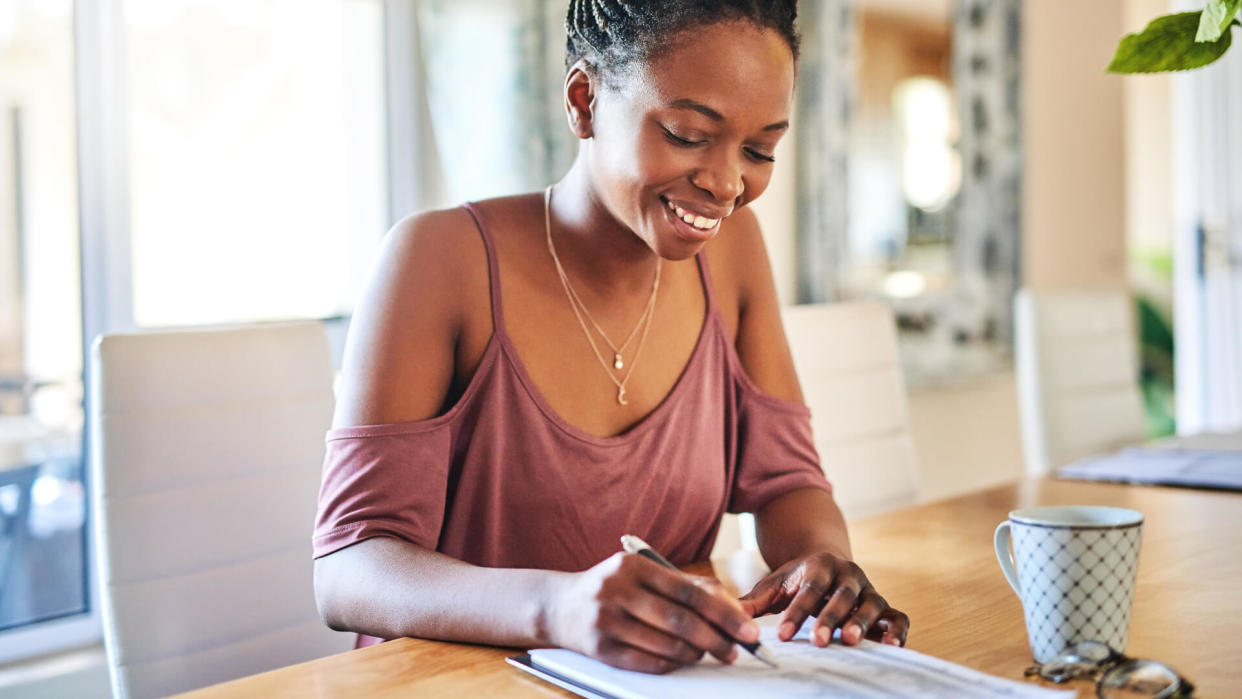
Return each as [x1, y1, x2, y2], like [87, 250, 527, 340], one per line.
[0, 0, 92, 657]
[0, 0, 389, 661]
[123, 0, 387, 328]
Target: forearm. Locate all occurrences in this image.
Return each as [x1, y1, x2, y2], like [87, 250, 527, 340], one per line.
[754, 487, 852, 568]
[313, 536, 567, 647]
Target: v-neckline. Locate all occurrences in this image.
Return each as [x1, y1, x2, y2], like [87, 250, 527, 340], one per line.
[494, 253, 717, 446]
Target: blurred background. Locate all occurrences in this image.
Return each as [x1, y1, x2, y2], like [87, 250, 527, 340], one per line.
[0, 0, 1239, 691]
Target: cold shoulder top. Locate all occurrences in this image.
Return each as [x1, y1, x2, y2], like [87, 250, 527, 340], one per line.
[313, 202, 832, 645]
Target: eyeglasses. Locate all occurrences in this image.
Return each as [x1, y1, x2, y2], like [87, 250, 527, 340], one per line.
[1024, 641, 1194, 698]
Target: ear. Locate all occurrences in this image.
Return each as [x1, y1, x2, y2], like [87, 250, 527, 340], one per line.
[564, 60, 597, 139]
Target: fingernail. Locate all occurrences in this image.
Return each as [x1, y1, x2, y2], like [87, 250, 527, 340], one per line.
[815, 625, 831, 646]
[886, 637, 900, 646]
[845, 624, 860, 644]
[779, 621, 796, 640]
[741, 621, 759, 643]
[727, 646, 738, 664]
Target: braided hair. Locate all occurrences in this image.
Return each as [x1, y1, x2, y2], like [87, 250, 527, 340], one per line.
[565, 0, 799, 85]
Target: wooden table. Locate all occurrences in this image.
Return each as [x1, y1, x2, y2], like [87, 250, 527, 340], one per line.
[179, 479, 1241, 697]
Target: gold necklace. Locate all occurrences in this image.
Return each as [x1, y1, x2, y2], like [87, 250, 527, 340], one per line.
[544, 186, 661, 405]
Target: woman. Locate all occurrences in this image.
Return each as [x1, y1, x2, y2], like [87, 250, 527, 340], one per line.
[313, 0, 909, 674]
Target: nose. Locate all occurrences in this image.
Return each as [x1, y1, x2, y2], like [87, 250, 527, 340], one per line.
[691, 149, 744, 204]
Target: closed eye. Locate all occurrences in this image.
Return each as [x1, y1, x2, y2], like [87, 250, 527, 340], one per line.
[661, 126, 705, 147]
[745, 147, 776, 163]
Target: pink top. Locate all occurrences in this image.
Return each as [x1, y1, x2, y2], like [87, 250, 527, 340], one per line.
[314, 203, 832, 646]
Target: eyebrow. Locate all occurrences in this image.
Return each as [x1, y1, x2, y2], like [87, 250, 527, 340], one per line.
[668, 98, 789, 132]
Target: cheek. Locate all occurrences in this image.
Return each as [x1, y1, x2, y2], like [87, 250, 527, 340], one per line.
[631, 137, 689, 184]
[739, 167, 774, 206]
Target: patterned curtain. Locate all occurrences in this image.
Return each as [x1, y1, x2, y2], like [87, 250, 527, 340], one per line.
[794, 0, 857, 304]
[950, 0, 1023, 345]
[415, 0, 574, 204]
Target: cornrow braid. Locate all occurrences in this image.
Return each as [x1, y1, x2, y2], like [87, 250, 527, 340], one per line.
[565, 0, 799, 85]
[589, 0, 607, 32]
[569, 0, 601, 55]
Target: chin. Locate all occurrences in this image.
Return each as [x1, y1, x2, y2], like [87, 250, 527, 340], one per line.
[652, 238, 705, 262]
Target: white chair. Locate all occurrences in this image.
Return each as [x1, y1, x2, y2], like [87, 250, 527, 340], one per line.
[714, 302, 920, 565]
[1014, 288, 1147, 476]
[90, 322, 353, 698]
[783, 302, 921, 519]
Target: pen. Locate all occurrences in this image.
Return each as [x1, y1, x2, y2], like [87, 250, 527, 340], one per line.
[620, 534, 779, 669]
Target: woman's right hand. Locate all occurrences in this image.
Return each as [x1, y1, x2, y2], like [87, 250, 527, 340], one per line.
[544, 553, 760, 674]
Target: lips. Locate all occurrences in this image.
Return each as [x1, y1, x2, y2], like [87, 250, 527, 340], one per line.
[662, 203, 718, 242]
[660, 196, 730, 243]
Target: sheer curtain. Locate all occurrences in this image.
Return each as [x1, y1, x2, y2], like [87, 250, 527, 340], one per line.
[403, 0, 574, 212]
[1172, 18, 1242, 434]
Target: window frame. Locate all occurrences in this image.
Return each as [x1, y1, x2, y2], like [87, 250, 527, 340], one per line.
[0, 0, 413, 664]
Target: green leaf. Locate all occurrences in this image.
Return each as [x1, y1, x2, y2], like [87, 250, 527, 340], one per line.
[1196, 0, 1240, 42]
[1108, 11, 1234, 73]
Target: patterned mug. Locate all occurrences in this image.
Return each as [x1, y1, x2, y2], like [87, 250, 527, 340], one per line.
[993, 506, 1143, 663]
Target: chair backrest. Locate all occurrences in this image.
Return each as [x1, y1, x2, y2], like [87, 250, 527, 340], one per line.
[90, 322, 353, 698]
[713, 302, 920, 563]
[1014, 288, 1147, 476]
[782, 302, 920, 519]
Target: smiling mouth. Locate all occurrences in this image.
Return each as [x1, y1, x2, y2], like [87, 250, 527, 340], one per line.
[663, 198, 723, 231]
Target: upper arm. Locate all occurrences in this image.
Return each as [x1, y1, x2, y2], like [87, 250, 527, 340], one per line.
[724, 207, 804, 404]
[333, 208, 484, 427]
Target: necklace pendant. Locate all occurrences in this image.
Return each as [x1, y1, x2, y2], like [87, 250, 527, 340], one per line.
[614, 353, 624, 370]
[617, 386, 628, 405]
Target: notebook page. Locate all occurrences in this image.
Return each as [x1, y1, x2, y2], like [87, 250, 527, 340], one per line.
[528, 618, 1073, 699]
[1059, 447, 1242, 490]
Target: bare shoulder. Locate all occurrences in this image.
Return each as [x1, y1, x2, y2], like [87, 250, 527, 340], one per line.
[703, 205, 775, 337]
[706, 205, 803, 403]
[384, 207, 487, 282]
[333, 207, 491, 427]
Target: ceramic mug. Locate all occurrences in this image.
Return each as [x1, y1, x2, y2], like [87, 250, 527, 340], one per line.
[993, 505, 1143, 663]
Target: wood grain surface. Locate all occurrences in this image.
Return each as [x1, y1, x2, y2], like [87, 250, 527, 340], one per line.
[177, 479, 1240, 698]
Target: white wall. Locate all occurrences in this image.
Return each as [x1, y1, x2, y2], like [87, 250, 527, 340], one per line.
[750, 115, 800, 306]
[1022, 0, 1128, 291]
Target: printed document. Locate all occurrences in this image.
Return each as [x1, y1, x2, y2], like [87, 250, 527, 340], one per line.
[525, 617, 1074, 698]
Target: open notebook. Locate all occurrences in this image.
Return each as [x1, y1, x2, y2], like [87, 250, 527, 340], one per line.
[1058, 445, 1242, 491]
[508, 616, 1073, 698]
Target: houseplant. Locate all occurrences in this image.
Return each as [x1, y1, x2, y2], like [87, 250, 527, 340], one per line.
[1109, 0, 1239, 72]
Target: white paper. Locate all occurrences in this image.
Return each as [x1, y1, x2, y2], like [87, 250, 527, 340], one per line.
[528, 617, 1073, 699]
[1059, 446, 1242, 490]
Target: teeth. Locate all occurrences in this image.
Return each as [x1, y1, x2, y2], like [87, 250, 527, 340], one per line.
[667, 199, 722, 230]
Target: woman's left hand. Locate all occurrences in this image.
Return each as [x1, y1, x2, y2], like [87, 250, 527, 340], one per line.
[736, 552, 909, 648]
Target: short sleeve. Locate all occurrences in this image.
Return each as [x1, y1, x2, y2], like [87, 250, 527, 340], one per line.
[313, 422, 452, 558]
[727, 389, 833, 514]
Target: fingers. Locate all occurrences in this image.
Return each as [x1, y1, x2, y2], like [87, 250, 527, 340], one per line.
[737, 574, 784, 618]
[623, 583, 739, 664]
[836, 587, 885, 646]
[595, 637, 682, 675]
[805, 578, 862, 647]
[866, 609, 911, 647]
[601, 606, 712, 666]
[634, 558, 759, 645]
[776, 578, 831, 642]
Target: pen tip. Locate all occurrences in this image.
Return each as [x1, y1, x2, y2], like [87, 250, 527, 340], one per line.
[754, 646, 779, 669]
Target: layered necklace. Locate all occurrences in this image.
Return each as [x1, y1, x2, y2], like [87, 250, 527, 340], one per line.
[544, 186, 661, 406]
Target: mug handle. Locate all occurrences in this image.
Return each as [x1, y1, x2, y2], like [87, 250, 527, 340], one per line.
[993, 521, 1021, 596]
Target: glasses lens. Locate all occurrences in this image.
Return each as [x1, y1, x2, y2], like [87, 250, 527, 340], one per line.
[1032, 641, 1115, 682]
[1098, 659, 1186, 698]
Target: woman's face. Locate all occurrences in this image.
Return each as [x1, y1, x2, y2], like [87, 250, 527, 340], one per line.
[585, 20, 795, 260]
